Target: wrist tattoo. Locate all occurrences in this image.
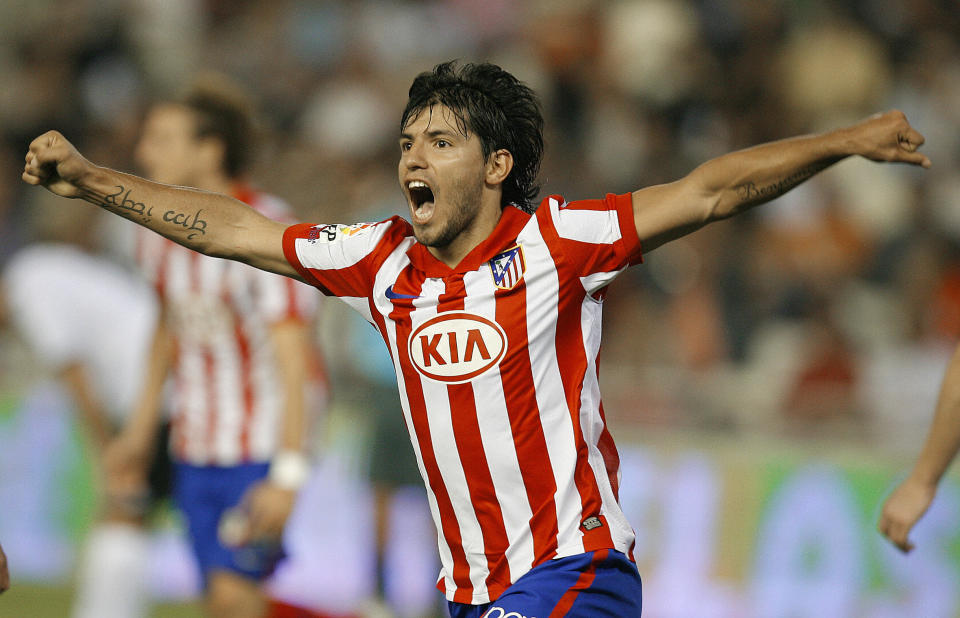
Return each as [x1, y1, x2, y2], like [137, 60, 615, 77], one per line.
[96, 185, 208, 239]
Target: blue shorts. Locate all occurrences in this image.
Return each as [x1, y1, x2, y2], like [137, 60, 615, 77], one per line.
[448, 549, 642, 618]
[173, 462, 284, 586]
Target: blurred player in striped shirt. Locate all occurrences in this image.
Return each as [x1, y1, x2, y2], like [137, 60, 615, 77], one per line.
[103, 78, 325, 618]
[24, 61, 930, 617]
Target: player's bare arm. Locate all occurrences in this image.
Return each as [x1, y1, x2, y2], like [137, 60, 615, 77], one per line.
[241, 319, 313, 543]
[878, 341, 960, 552]
[632, 110, 930, 253]
[103, 312, 173, 522]
[22, 130, 297, 279]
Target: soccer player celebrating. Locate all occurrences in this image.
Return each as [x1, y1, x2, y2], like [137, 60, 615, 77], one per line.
[23, 62, 930, 617]
[102, 78, 323, 618]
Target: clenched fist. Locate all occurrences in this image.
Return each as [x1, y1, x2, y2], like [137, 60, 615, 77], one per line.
[22, 130, 98, 198]
[849, 110, 932, 169]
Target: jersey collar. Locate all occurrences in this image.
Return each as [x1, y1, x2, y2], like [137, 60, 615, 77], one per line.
[406, 205, 531, 278]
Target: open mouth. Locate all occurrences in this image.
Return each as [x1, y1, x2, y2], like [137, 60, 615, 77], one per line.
[407, 180, 435, 224]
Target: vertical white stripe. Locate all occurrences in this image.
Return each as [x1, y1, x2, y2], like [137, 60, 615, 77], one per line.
[372, 243, 458, 590]
[518, 224, 585, 554]
[207, 257, 241, 464]
[578, 298, 635, 548]
[243, 261, 282, 463]
[462, 269, 535, 584]
[167, 248, 205, 462]
[411, 278, 490, 596]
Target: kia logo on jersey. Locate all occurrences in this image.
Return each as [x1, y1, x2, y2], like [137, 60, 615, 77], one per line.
[408, 311, 507, 383]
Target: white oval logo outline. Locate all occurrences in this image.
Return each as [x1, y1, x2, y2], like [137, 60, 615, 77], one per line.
[408, 311, 507, 383]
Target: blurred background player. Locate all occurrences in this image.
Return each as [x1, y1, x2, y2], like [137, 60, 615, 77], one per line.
[879, 340, 960, 553]
[104, 75, 325, 618]
[1, 203, 161, 618]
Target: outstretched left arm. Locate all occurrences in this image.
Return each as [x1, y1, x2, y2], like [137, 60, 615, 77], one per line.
[632, 110, 930, 253]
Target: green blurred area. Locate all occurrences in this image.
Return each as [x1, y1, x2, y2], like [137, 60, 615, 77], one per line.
[0, 584, 203, 618]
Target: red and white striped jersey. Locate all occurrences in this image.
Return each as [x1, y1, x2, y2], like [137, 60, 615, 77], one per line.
[283, 193, 642, 604]
[138, 185, 317, 466]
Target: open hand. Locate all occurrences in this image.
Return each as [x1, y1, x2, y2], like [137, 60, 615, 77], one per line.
[22, 130, 96, 198]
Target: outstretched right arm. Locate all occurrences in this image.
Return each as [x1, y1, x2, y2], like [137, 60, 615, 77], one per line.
[22, 131, 296, 279]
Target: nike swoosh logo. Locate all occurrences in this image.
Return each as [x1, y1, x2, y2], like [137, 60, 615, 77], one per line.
[385, 284, 419, 300]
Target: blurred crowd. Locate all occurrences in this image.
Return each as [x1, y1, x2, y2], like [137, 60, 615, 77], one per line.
[2, 0, 959, 451]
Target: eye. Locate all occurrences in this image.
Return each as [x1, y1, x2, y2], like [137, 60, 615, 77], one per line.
[400, 141, 412, 152]
[436, 139, 449, 148]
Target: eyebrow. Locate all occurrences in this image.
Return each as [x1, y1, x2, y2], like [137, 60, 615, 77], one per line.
[399, 129, 459, 142]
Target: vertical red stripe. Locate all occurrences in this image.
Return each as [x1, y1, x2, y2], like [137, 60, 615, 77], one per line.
[440, 278, 512, 594]
[548, 549, 606, 617]
[537, 208, 615, 550]
[170, 339, 187, 459]
[235, 317, 254, 461]
[494, 281, 560, 565]
[282, 277, 301, 321]
[387, 271, 475, 603]
[596, 401, 620, 499]
[203, 348, 216, 463]
[155, 241, 189, 459]
[155, 238, 172, 300]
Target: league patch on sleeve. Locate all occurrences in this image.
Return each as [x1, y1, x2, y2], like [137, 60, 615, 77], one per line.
[306, 222, 377, 244]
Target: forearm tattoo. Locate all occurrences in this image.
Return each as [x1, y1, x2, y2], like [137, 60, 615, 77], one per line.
[87, 185, 208, 239]
[734, 161, 834, 205]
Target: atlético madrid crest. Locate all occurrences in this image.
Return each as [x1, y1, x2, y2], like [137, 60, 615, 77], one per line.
[489, 244, 526, 290]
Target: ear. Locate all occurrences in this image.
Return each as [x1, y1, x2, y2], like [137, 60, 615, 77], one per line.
[485, 149, 514, 187]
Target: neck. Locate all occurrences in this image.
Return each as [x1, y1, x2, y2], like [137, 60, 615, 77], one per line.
[428, 193, 504, 268]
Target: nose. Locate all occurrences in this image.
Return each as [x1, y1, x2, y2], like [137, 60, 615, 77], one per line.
[402, 140, 427, 170]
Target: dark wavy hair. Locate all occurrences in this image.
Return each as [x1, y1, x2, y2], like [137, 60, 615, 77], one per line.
[401, 61, 544, 213]
[182, 74, 255, 177]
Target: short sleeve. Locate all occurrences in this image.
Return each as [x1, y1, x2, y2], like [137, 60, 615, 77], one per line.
[538, 193, 642, 295]
[282, 218, 403, 299]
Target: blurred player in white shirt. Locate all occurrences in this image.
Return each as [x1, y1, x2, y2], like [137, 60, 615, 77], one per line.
[2, 224, 159, 617]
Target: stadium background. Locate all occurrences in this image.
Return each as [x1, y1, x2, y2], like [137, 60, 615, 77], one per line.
[1, 0, 959, 616]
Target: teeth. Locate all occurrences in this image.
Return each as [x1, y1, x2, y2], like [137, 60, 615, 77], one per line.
[407, 180, 429, 190]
